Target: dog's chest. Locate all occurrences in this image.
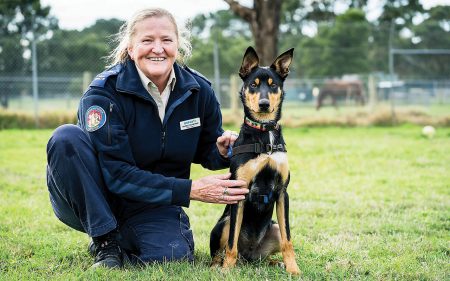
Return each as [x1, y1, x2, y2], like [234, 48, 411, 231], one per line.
[236, 151, 289, 186]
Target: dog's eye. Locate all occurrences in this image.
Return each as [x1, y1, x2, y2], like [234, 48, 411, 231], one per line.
[270, 83, 278, 89]
[250, 83, 257, 88]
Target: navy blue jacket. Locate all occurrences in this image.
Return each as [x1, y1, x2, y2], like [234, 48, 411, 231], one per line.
[78, 59, 229, 214]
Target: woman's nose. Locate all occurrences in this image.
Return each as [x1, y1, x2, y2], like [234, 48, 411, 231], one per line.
[152, 42, 163, 54]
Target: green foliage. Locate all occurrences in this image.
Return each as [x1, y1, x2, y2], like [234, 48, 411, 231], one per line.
[37, 19, 124, 74]
[188, 10, 252, 77]
[0, 127, 449, 280]
[297, 9, 370, 77]
[189, 35, 250, 78]
[2, 104, 450, 130]
[0, 0, 57, 74]
[0, 0, 57, 36]
[0, 0, 447, 80]
[398, 5, 450, 79]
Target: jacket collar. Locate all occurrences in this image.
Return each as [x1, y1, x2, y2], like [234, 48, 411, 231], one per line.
[116, 59, 200, 100]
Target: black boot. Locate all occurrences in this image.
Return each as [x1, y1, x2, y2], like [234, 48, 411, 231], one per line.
[91, 231, 123, 268]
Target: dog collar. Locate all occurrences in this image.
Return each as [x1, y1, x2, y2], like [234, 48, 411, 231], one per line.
[244, 117, 279, 131]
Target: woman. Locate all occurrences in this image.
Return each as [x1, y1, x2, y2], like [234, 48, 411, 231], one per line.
[46, 8, 248, 268]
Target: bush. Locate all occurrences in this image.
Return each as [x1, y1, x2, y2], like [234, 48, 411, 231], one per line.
[1, 106, 449, 129]
[0, 109, 76, 129]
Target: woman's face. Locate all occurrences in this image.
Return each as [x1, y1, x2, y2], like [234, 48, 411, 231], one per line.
[128, 16, 178, 87]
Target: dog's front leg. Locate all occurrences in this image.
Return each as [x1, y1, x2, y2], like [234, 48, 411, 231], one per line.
[276, 190, 300, 275]
[222, 201, 244, 269]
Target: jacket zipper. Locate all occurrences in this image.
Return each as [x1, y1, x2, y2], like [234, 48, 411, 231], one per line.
[161, 129, 166, 157]
[108, 103, 113, 145]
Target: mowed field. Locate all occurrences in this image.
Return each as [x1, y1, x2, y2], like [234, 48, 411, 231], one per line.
[0, 126, 449, 280]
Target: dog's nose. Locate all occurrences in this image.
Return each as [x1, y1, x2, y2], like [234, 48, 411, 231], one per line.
[259, 99, 270, 111]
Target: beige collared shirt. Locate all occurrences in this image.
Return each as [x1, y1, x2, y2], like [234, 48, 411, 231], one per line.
[136, 66, 176, 122]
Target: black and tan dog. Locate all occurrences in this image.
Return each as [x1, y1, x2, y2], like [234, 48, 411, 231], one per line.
[210, 47, 300, 275]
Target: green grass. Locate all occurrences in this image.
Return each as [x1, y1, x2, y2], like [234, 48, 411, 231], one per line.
[0, 126, 449, 280]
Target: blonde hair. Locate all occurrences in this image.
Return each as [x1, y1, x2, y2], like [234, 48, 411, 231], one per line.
[106, 8, 192, 67]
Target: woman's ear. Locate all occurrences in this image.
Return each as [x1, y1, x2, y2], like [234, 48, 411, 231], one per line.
[127, 45, 134, 60]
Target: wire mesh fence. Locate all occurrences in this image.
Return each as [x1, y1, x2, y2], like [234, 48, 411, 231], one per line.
[1, 73, 449, 113]
[1, 20, 449, 120]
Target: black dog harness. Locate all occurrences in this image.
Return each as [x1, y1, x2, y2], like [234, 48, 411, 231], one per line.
[229, 118, 286, 205]
[248, 190, 274, 204]
[231, 142, 286, 157]
[229, 117, 287, 158]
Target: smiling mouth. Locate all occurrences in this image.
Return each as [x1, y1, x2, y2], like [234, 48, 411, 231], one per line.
[148, 57, 165, 61]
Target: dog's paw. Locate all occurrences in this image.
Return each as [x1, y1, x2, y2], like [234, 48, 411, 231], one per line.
[222, 252, 238, 269]
[268, 259, 285, 268]
[210, 256, 223, 268]
[286, 263, 301, 276]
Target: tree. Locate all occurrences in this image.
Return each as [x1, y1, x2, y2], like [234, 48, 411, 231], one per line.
[0, 0, 57, 73]
[222, 0, 371, 66]
[369, 0, 425, 73]
[0, 0, 57, 107]
[396, 5, 450, 78]
[188, 10, 252, 78]
[298, 9, 370, 77]
[223, 0, 282, 65]
[37, 19, 124, 74]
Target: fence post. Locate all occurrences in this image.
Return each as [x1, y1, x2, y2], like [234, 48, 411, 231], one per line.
[82, 71, 92, 93]
[229, 75, 239, 117]
[31, 22, 39, 128]
[368, 74, 377, 112]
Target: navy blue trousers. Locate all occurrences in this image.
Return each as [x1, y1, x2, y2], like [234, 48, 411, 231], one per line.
[46, 124, 194, 263]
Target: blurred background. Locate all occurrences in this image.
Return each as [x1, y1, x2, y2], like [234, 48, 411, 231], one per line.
[0, 0, 449, 127]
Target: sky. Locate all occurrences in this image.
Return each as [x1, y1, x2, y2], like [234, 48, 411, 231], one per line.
[41, 0, 450, 31]
[41, 0, 231, 30]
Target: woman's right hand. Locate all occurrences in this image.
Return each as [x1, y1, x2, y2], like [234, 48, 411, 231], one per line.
[190, 173, 248, 204]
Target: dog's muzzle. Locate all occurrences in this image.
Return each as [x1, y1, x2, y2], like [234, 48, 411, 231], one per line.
[258, 99, 270, 111]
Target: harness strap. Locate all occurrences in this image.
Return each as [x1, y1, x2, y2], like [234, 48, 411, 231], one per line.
[231, 143, 287, 157]
[248, 190, 273, 204]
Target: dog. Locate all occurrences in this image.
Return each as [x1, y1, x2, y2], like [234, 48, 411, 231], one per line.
[210, 46, 300, 275]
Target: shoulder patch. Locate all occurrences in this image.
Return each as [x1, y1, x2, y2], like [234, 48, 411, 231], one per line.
[85, 105, 107, 132]
[184, 66, 211, 86]
[89, 64, 122, 88]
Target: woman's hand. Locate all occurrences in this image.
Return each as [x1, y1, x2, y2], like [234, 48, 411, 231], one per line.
[216, 130, 239, 158]
[190, 173, 248, 204]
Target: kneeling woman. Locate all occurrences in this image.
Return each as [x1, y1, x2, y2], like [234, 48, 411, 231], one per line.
[46, 7, 247, 268]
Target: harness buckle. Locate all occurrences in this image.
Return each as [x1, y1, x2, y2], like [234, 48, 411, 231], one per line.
[266, 144, 273, 154]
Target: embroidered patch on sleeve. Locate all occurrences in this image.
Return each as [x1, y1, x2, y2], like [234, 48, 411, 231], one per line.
[85, 105, 107, 132]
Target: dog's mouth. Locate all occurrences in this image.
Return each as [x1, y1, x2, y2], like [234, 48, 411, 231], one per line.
[250, 108, 275, 114]
[249, 108, 276, 123]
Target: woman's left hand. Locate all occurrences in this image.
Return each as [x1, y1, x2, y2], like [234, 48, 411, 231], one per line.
[216, 130, 239, 158]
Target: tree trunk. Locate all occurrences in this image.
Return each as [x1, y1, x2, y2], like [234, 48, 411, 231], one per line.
[224, 0, 281, 65]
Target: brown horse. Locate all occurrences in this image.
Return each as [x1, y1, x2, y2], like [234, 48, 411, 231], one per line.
[316, 80, 365, 110]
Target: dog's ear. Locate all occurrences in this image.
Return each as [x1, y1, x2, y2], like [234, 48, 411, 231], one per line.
[239, 47, 259, 79]
[270, 48, 294, 79]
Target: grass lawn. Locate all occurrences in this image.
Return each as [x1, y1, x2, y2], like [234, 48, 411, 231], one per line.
[0, 126, 449, 280]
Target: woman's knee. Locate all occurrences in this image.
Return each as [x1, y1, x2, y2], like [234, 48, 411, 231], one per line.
[47, 124, 88, 158]
[120, 208, 195, 263]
